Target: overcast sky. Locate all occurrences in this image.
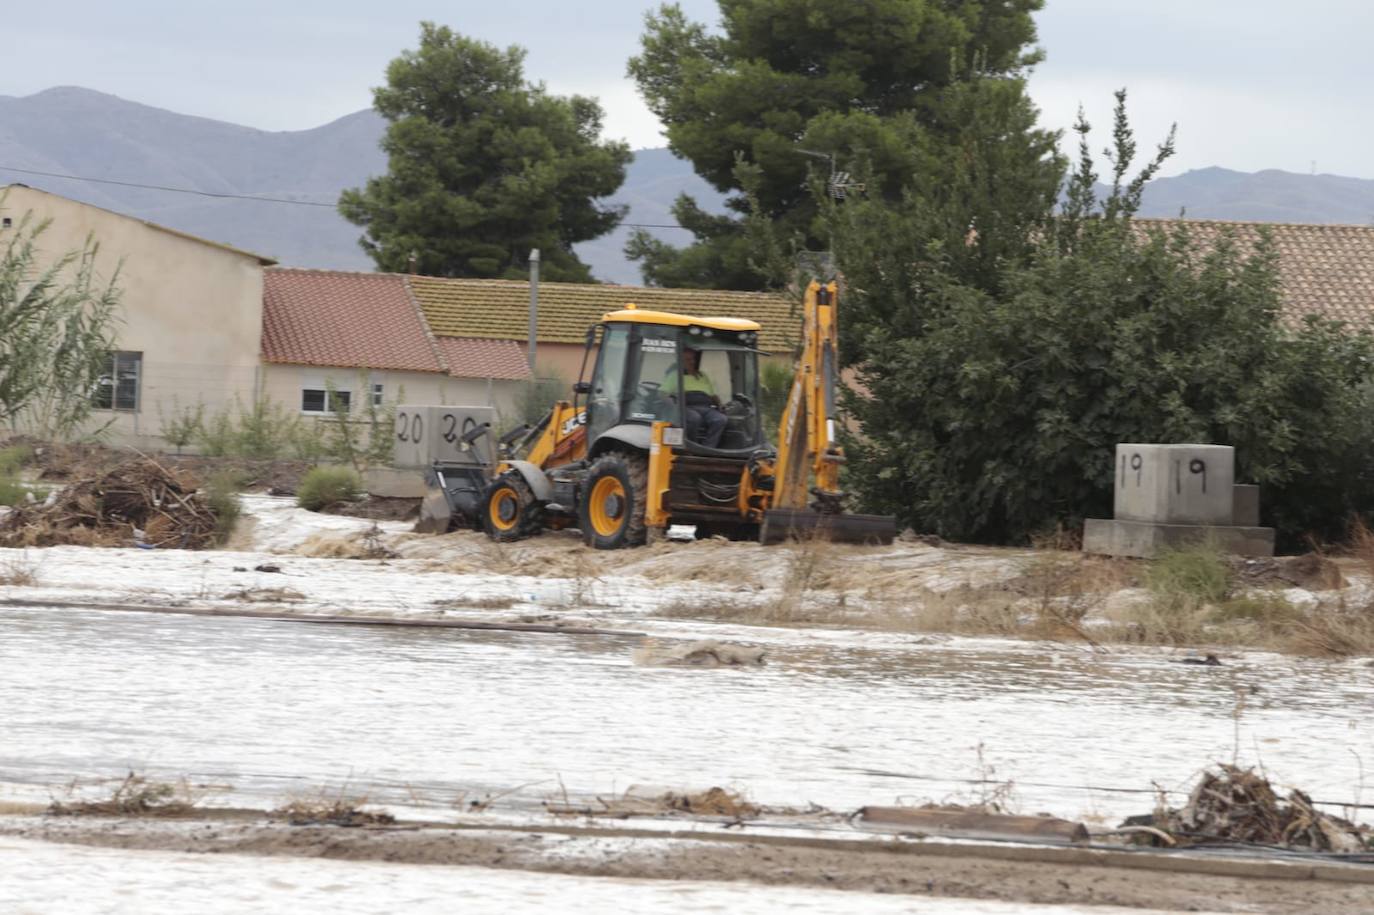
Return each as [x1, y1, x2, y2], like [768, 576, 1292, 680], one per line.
[6, 1, 1373, 179]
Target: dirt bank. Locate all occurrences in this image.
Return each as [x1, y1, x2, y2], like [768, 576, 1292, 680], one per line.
[3, 813, 1370, 913]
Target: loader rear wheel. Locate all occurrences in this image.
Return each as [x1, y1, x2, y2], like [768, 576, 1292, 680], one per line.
[481, 473, 541, 542]
[579, 451, 647, 549]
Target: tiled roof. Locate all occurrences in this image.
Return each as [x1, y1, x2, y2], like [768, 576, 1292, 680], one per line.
[406, 277, 800, 352]
[1135, 219, 1374, 328]
[436, 337, 531, 381]
[263, 269, 445, 373]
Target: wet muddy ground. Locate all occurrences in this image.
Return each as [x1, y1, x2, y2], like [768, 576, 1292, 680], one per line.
[8, 830, 1299, 915]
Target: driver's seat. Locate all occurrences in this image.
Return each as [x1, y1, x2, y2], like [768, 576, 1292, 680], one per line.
[717, 399, 754, 450]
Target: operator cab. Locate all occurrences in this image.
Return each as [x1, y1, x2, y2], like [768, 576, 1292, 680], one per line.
[584, 308, 766, 455]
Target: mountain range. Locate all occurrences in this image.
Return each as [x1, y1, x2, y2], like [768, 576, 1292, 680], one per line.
[3, 87, 1372, 285]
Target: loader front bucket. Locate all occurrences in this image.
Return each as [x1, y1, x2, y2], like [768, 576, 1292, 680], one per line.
[760, 509, 896, 546]
[413, 463, 488, 534]
[415, 486, 455, 534]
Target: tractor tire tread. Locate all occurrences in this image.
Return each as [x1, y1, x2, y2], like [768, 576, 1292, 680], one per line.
[581, 450, 648, 549]
[481, 472, 543, 542]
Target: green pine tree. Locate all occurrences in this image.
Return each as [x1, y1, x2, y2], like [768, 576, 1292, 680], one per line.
[627, 0, 1045, 288]
[341, 23, 632, 281]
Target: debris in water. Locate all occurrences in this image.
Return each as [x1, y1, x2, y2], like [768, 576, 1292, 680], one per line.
[1122, 764, 1369, 852]
[545, 785, 764, 820]
[0, 458, 222, 549]
[274, 797, 396, 828]
[1176, 653, 1222, 666]
[632, 639, 765, 668]
[48, 772, 198, 818]
[661, 786, 761, 817]
[223, 586, 306, 604]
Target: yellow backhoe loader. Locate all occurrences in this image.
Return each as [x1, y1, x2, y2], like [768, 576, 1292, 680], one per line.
[422, 280, 895, 548]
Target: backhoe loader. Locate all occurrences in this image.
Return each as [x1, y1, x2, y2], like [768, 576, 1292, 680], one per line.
[422, 280, 895, 548]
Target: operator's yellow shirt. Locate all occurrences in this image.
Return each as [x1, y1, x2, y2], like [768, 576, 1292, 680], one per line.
[663, 367, 716, 397]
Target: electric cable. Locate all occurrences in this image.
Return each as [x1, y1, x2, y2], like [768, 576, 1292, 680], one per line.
[0, 163, 704, 229]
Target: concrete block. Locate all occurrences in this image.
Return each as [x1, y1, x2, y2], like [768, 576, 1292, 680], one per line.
[391, 405, 497, 469]
[364, 467, 427, 499]
[1232, 484, 1261, 527]
[1113, 444, 1235, 525]
[1083, 518, 1274, 559]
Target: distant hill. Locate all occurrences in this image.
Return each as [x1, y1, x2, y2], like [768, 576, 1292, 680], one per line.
[1135, 166, 1374, 225]
[2, 88, 1370, 284]
[0, 87, 387, 270]
[0, 87, 725, 283]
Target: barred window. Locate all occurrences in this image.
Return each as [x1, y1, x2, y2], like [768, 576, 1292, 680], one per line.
[93, 351, 142, 411]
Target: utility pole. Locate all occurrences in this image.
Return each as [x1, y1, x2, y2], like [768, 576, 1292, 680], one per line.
[527, 248, 540, 373]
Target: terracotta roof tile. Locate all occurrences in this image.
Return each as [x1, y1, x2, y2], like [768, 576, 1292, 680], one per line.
[1135, 219, 1374, 329]
[435, 337, 531, 381]
[406, 277, 800, 352]
[263, 268, 444, 373]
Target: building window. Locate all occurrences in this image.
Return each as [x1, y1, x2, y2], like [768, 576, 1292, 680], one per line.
[301, 388, 351, 414]
[372, 383, 384, 407]
[93, 351, 142, 411]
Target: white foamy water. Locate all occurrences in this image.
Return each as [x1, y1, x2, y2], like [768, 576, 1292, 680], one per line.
[0, 604, 1369, 824]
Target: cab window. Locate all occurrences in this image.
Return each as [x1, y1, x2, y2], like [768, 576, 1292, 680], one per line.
[587, 324, 630, 441]
[626, 329, 682, 426]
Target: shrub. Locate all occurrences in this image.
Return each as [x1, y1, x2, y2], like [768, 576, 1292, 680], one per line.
[203, 470, 245, 545]
[313, 378, 400, 471]
[196, 410, 237, 457]
[0, 477, 27, 507]
[0, 445, 43, 507]
[0, 444, 30, 476]
[235, 396, 300, 460]
[157, 398, 205, 454]
[290, 420, 327, 462]
[194, 397, 301, 459]
[1210, 594, 1302, 625]
[836, 92, 1374, 547]
[296, 466, 362, 511]
[1145, 542, 1233, 608]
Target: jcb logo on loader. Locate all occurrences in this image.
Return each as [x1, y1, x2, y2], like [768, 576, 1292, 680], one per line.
[560, 410, 587, 436]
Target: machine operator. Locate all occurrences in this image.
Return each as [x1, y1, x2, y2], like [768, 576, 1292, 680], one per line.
[664, 346, 727, 448]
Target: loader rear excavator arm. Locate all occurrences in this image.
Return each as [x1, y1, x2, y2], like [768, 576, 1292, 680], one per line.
[774, 280, 845, 512]
[761, 280, 895, 545]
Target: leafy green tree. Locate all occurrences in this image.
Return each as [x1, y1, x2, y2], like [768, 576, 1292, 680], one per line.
[627, 0, 1046, 288]
[342, 23, 631, 281]
[838, 94, 1374, 546]
[0, 205, 121, 439]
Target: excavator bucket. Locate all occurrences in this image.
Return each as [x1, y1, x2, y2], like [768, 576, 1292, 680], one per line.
[415, 463, 489, 533]
[415, 483, 456, 534]
[760, 508, 897, 546]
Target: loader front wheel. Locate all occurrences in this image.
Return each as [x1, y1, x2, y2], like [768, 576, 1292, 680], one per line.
[481, 473, 541, 542]
[579, 452, 647, 549]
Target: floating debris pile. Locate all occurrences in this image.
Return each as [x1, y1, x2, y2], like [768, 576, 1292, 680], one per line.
[0, 458, 222, 549]
[1124, 764, 1370, 852]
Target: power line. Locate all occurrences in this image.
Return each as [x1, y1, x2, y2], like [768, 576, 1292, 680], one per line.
[0, 164, 338, 207]
[0, 163, 701, 230]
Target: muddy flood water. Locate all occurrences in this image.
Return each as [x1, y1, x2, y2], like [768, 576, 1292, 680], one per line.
[2, 604, 1370, 824]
